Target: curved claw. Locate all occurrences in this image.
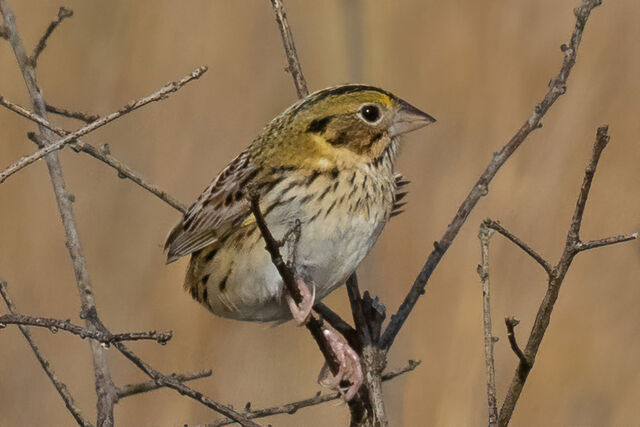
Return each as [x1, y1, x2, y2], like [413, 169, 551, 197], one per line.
[285, 278, 315, 326]
[317, 327, 363, 401]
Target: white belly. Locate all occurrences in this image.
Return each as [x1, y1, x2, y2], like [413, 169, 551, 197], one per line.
[201, 164, 395, 322]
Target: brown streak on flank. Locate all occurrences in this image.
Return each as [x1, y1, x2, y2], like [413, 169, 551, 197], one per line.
[307, 170, 321, 185]
[219, 273, 228, 291]
[325, 200, 337, 217]
[330, 168, 339, 179]
[308, 211, 321, 224]
[349, 171, 357, 185]
[317, 185, 332, 201]
[204, 248, 218, 262]
[202, 286, 209, 305]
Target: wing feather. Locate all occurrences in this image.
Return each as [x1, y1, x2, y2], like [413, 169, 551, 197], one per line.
[165, 150, 257, 263]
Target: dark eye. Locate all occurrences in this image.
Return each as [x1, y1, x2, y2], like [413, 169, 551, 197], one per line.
[360, 104, 380, 123]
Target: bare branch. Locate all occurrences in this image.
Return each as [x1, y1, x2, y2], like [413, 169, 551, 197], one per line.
[246, 189, 342, 374]
[483, 219, 553, 275]
[380, 0, 603, 352]
[269, 0, 308, 98]
[117, 369, 212, 399]
[46, 103, 99, 123]
[0, 66, 208, 184]
[1, 95, 187, 213]
[109, 339, 260, 427]
[0, 281, 92, 427]
[208, 360, 421, 427]
[30, 6, 73, 66]
[575, 232, 638, 251]
[478, 224, 498, 427]
[314, 302, 358, 348]
[0, 1, 118, 423]
[497, 125, 638, 426]
[0, 312, 172, 345]
[504, 317, 528, 367]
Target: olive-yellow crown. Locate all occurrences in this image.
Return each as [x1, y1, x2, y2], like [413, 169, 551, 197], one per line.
[250, 85, 435, 171]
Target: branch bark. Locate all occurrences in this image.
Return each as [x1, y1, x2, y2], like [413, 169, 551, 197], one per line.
[0, 2, 118, 424]
[0, 281, 92, 427]
[478, 224, 498, 427]
[497, 125, 638, 426]
[0, 66, 207, 184]
[380, 0, 604, 351]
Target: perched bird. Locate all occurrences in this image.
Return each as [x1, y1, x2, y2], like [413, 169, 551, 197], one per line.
[165, 84, 435, 397]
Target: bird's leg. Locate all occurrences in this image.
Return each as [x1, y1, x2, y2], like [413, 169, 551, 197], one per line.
[285, 277, 315, 326]
[318, 327, 363, 401]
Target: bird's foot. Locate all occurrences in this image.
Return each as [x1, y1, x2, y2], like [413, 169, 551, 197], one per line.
[318, 327, 363, 401]
[285, 277, 315, 326]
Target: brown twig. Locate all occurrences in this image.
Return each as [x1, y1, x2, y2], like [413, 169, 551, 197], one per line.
[109, 339, 259, 427]
[0, 312, 172, 345]
[478, 224, 498, 427]
[246, 190, 341, 374]
[380, 0, 604, 351]
[483, 219, 553, 275]
[269, 0, 308, 98]
[30, 6, 73, 66]
[46, 103, 100, 123]
[0, 95, 187, 213]
[497, 125, 638, 426]
[208, 360, 421, 427]
[0, 281, 92, 427]
[117, 369, 212, 399]
[0, 2, 119, 424]
[504, 317, 528, 367]
[0, 66, 208, 184]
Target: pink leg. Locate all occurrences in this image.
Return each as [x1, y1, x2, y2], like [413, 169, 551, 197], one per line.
[317, 327, 363, 401]
[285, 277, 315, 326]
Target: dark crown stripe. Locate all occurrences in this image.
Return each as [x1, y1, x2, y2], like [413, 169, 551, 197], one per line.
[293, 85, 395, 117]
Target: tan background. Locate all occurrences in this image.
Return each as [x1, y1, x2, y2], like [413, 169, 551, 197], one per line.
[1, 1, 639, 426]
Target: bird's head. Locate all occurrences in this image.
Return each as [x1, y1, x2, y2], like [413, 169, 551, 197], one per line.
[252, 84, 436, 170]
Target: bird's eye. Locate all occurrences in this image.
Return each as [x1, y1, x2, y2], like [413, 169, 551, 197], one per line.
[359, 104, 381, 123]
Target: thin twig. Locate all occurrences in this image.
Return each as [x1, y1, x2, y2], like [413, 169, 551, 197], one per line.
[380, 0, 604, 352]
[30, 6, 73, 66]
[269, 0, 308, 98]
[497, 125, 638, 426]
[246, 190, 342, 374]
[109, 339, 260, 427]
[478, 224, 498, 427]
[20, 127, 187, 213]
[117, 369, 212, 399]
[207, 360, 421, 427]
[0, 312, 172, 344]
[575, 232, 638, 251]
[0, 66, 208, 184]
[314, 302, 358, 348]
[0, 281, 92, 427]
[483, 219, 553, 275]
[46, 103, 99, 123]
[504, 317, 528, 367]
[0, 2, 118, 424]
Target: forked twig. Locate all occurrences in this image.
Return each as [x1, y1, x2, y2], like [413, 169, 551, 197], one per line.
[0, 312, 172, 345]
[0, 281, 92, 427]
[30, 6, 73, 66]
[117, 369, 212, 399]
[0, 66, 208, 184]
[380, 0, 604, 351]
[497, 126, 638, 426]
[208, 360, 421, 427]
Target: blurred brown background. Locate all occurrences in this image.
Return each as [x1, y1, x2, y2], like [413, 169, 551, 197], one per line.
[1, 1, 639, 426]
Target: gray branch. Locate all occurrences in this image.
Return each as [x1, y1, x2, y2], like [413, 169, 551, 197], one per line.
[380, 0, 604, 352]
[0, 281, 92, 427]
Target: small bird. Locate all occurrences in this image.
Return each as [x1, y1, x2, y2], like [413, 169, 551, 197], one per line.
[165, 84, 435, 397]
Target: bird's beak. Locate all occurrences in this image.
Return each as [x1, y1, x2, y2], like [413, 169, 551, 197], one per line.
[389, 99, 436, 137]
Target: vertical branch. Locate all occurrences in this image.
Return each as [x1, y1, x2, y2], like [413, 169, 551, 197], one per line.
[0, 3, 117, 425]
[477, 224, 497, 427]
[269, 0, 309, 98]
[496, 125, 637, 426]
